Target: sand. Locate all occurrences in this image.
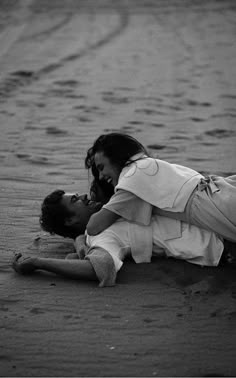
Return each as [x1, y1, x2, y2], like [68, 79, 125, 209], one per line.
[0, 0, 236, 376]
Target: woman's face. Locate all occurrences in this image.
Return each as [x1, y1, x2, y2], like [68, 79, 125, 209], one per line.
[94, 151, 121, 187]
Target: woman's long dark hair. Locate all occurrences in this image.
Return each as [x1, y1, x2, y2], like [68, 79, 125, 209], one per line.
[85, 133, 148, 202]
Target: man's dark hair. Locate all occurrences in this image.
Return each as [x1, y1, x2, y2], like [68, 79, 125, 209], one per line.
[39, 190, 78, 239]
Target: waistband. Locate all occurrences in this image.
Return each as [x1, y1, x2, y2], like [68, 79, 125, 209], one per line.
[197, 176, 219, 194]
[185, 176, 219, 222]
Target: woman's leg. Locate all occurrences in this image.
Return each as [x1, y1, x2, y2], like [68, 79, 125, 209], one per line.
[188, 176, 236, 242]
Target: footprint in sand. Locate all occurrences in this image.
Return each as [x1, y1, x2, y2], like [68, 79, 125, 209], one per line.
[45, 79, 83, 99]
[35, 102, 46, 108]
[170, 135, 190, 140]
[30, 307, 45, 315]
[46, 126, 68, 136]
[204, 128, 235, 138]
[45, 87, 76, 98]
[16, 153, 49, 165]
[76, 116, 92, 123]
[128, 120, 166, 129]
[128, 120, 143, 126]
[103, 128, 123, 133]
[0, 70, 35, 99]
[190, 117, 206, 122]
[53, 79, 79, 88]
[147, 144, 165, 150]
[104, 125, 141, 133]
[101, 90, 133, 104]
[73, 104, 101, 113]
[102, 94, 131, 105]
[120, 125, 140, 132]
[187, 157, 208, 162]
[149, 122, 166, 128]
[219, 93, 236, 100]
[101, 314, 121, 319]
[201, 141, 217, 146]
[147, 144, 180, 153]
[135, 108, 164, 115]
[113, 86, 134, 92]
[11, 70, 34, 79]
[185, 99, 212, 107]
[211, 111, 236, 119]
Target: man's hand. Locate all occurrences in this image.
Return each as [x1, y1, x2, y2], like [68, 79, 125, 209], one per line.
[12, 253, 37, 274]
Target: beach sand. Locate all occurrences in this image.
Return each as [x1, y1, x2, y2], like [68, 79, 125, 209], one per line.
[0, 0, 236, 376]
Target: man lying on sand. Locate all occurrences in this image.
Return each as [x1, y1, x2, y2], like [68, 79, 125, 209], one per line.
[12, 190, 235, 287]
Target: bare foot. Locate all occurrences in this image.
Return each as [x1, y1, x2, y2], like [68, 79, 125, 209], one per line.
[12, 253, 37, 275]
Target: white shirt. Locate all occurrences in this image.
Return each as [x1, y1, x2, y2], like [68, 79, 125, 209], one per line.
[85, 216, 224, 273]
[116, 154, 203, 211]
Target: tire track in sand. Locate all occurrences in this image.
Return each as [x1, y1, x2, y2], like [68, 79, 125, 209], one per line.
[0, 5, 129, 103]
[0, 0, 32, 58]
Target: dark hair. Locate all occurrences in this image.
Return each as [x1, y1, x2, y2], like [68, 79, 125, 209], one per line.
[85, 133, 147, 171]
[39, 190, 78, 239]
[90, 178, 114, 204]
[85, 133, 148, 200]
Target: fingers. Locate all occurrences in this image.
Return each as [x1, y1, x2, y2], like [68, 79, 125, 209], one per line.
[12, 253, 21, 272]
[12, 253, 28, 271]
[12, 252, 22, 268]
[14, 252, 22, 261]
[12, 254, 35, 275]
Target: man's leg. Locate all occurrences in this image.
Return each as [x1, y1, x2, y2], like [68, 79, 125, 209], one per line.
[12, 253, 97, 281]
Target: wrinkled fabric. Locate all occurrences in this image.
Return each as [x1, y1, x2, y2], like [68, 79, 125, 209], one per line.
[187, 175, 236, 242]
[85, 247, 117, 287]
[116, 155, 203, 211]
[83, 215, 224, 287]
[128, 221, 153, 263]
[103, 189, 152, 225]
[152, 216, 224, 266]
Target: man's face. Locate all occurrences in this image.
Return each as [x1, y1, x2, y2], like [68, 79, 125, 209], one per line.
[94, 151, 121, 187]
[61, 193, 102, 232]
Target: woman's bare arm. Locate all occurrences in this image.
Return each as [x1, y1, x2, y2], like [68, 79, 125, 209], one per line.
[86, 208, 120, 236]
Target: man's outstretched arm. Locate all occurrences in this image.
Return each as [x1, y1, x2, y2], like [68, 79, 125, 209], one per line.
[12, 253, 97, 281]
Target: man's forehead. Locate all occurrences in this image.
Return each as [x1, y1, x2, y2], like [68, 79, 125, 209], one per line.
[61, 192, 77, 206]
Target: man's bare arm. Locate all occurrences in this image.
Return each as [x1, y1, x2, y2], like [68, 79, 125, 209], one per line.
[12, 253, 97, 281]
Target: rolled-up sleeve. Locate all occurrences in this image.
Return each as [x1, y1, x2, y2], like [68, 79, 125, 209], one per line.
[103, 190, 152, 225]
[85, 247, 118, 287]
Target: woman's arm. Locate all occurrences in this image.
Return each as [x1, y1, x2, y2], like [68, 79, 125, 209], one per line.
[87, 189, 153, 235]
[86, 208, 120, 235]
